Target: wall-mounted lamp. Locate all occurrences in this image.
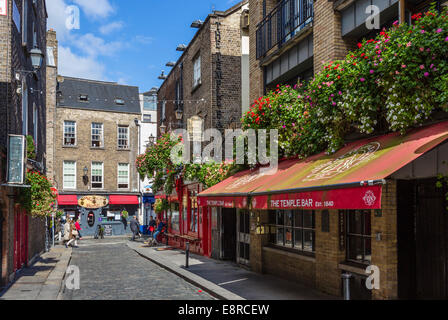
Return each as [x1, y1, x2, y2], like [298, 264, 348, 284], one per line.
[83, 166, 89, 185]
[158, 71, 167, 80]
[160, 124, 166, 134]
[175, 108, 183, 121]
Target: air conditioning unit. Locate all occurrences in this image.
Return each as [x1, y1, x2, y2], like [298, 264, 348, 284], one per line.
[241, 9, 249, 30]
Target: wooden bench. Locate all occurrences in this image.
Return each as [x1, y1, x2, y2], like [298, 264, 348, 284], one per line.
[163, 233, 200, 243]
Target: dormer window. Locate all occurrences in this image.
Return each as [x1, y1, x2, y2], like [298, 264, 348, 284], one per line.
[79, 94, 89, 102]
[115, 98, 125, 105]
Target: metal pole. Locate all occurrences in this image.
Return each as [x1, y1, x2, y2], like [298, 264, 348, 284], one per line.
[185, 242, 190, 268]
[52, 214, 55, 247]
[342, 273, 353, 300]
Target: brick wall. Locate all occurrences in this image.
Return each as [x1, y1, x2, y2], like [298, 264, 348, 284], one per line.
[53, 108, 140, 193]
[46, 30, 58, 182]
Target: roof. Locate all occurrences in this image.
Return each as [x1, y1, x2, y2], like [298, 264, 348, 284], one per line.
[57, 76, 141, 114]
[198, 120, 448, 210]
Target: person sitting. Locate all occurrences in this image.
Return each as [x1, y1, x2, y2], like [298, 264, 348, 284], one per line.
[147, 216, 157, 236]
[152, 219, 165, 245]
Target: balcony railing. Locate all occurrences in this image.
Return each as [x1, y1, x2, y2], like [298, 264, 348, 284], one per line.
[256, 0, 313, 59]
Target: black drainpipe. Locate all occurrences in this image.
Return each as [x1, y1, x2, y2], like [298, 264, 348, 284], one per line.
[0, 206, 4, 288]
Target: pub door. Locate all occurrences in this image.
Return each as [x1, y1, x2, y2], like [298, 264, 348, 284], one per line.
[236, 210, 250, 266]
[414, 178, 448, 299]
[398, 178, 448, 299]
[221, 208, 237, 261]
[13, 207, 28, 271]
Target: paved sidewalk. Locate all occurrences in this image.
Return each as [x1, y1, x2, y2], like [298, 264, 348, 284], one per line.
[127, 241, 338, 300]
[0, 246, 72, 300]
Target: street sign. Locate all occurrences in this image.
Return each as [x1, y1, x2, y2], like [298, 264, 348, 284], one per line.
[7, 135, 25, 185]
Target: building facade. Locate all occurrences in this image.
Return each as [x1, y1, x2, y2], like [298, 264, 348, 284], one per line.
[138, 91, 158, 225]
[0, 0, 48, 288]
[155, 0, 250, 256]
[49, 76, 141, 237]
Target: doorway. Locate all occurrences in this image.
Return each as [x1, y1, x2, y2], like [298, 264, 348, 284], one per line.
[397, 178, 448, 299]
[221, 208, 237, 261]
[237, 210, 250, 266]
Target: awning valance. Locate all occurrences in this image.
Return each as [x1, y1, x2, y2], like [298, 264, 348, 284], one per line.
[198, 120, 448, 210]
[109, 195, 139, 205]
[57, 195, 78, 206]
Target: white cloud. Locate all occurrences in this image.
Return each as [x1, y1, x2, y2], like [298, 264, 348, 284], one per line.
[99, 21, 124, 35]
[46, 0, 71, 40]
[134, 35, 153, 45]
[73, 33, 123, 57]
[72, 0, 114, 18]
[58, 46, 106, 80]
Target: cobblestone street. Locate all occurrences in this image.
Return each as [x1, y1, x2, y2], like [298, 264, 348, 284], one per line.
[62, 239, 214, 300]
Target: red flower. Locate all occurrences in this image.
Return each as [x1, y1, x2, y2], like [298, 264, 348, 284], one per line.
[357, 43, 363, 48]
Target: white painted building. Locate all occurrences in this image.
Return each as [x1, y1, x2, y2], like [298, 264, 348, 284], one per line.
[137, 90, 158, 225]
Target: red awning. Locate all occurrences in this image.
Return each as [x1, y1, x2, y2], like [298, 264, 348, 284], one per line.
[199, 120, 448, 210]
[57, 195, 78, 206]
[109, 195, 139, 205]
[197, 196, 248, 208]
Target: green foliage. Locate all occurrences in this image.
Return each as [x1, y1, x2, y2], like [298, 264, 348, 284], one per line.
[26, 135, 36, 160]
[20, 170, 57, 218]
[184, 161, 237, 189]
[121, 210, 129, 219]
[154, 198, 169, 213]
[242, 7, 448, 156]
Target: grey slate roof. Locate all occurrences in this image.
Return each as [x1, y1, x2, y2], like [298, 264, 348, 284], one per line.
[57, 76, 141, 114]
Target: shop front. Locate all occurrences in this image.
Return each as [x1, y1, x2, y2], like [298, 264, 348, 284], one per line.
[57, 194, 140, 237]
[198, 120, 448, 300]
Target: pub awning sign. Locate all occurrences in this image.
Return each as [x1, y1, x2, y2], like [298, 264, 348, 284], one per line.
[7, 135, 26, 185]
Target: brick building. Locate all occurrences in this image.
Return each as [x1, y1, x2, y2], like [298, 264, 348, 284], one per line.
[47, 73, 141, 237]
[195, 0, 448, 300]
[154, 1, 250, 256]
[0, 0, 48, 288]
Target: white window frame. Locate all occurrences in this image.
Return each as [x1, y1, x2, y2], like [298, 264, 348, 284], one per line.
[91, 162, 104, 189]
[142, 114, 152, 123]
[117, 163, 130, 189]
[63, 161, 77, 190]
[91, 122, 104, 148]
[117, 126, 129, 150]
[63, 121, 77, 146]
[193, 55, 201, 88]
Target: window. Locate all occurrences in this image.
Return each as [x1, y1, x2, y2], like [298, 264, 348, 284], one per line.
[169, 203, 180, 232]
[63, 121, 76, 146]
[79, 94, 89, 102]
[33, 103, 38, 149]
[143, 95, 157, 111]
[91, 162, 103, 189]
[117, 163, 129, 189]
[142, 114, 152, 123]
[269, 210, 315, 253]
[22, 80, 28, 135]
[91, 123, 104, 148]
[115, 98, 125, 105]
[63, 161, 76, 189]
[345, 210, 371, 264]
[161, 101, 166, 121]
[118, 126, 129, 149]
[193, 55, 201, 88]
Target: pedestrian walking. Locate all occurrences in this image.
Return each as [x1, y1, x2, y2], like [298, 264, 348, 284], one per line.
[64, 218, 71, 247]
[74, 218, 83, 240]
[66, 220, 79, 248]
[130, 215, 141, 241]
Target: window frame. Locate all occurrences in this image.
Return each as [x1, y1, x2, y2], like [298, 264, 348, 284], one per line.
[91, 162, 104, 190]
[117, 163, 130, 189]
[91, 122, 104, 148]
[193, 54, 201, 88]
[269, 209, 316, 254]
[117, 126, 129, 150]
[63, 120, 77, 147]
[63, 160, 77, 190]
[142, 114, 152, 123]
[345, 210, 372, 265]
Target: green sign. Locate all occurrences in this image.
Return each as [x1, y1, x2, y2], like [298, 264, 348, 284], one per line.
[7, 135, 25, 184]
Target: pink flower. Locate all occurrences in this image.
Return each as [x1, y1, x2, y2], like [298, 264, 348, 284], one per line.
[360, 78, 365, 82]
[420, 29, 425, 34]
[419, 65, 425, 70]
[430, 64, 434, 69]
[419, 47, 424, 52]
[393, 20, 399, 26]
[445, 36, 448, 42]
[436, 28, 442, 33]
[370, 70, 374, 74]
[424, 72, 429, 77]
[406, 42, 412, 47]
[401, 64, 406, 68]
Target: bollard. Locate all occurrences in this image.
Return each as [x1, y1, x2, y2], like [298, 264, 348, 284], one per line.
[185, 242, 190, 268]
[342, 272, 353, 300]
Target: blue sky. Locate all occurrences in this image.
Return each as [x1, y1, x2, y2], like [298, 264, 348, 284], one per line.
[47, 0, 240, 92]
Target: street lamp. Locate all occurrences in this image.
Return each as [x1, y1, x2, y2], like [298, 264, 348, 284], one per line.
[30, 48, 44, 70]
[175, 109, 183, 121]
[160, 124, 166, 134]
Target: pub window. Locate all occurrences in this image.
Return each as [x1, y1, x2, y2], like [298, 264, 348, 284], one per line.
[63, 121, 76, 146]
[169, 203, 180, 232]
[118, 126, 129, 149]
[91, 123, 104, 148]
[270, 210, 315, 253]
[91, 162, 103, 189]
[63, 161, 76, 190]
[346, 210, 372, 265]
[117, 163, 129, 189]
